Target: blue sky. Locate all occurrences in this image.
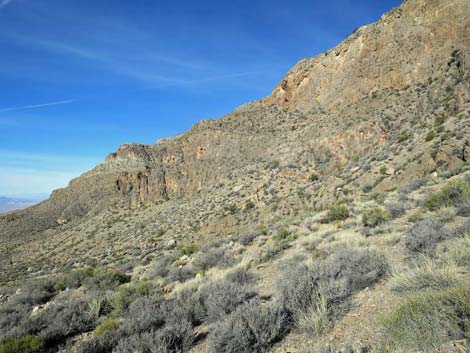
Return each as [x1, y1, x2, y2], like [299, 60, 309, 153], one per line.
[0, 0, 402, 199]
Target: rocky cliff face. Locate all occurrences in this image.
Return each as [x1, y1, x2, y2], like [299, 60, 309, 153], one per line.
[265, 0, 470, 111]
[1, 0, 470, 282]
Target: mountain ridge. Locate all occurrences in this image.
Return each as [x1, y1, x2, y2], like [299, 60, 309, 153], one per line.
[1, 0, 469, 283]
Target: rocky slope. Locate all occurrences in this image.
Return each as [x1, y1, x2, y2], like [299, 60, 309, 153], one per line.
[2, 1, 470, 353]
[1, 0, 470, 283]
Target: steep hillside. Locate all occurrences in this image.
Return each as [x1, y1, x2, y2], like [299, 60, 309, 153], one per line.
[2, 0, 469, 282]
[1, 0, 470, 352]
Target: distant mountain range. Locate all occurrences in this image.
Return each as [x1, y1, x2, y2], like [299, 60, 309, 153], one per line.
[0, 196, 41, 213]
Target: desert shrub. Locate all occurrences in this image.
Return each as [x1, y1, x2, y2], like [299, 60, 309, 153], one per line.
[53, 268, 94, 291]
[207, 299, 287, 353]
[382, 287, 470, 352]
[425, 179, 470, 211]
[200, 278, 256, 323]
[368, 191, 386, 204]
[442, 236, 470, 267]
[94, 319, 120, 337]
[75, 330, 120, 353]
[425, 130, 436, 142]
[321, 205, 350, 223]
[384, 201, 408, 219]
[388, 258, 461, 292]
[457, 200, 470, 216]
[166, 266, 195, 283]
[119, 297, 165, 336]
[405, 219, 448, 254]
[88, 295, 113, 318]
[273, 228, 297, 243]
[0, 335, 43, 353]
[179, 244, 199, 256]
[0, 280, 58, 341]
[14, 279, 56, 306]
[0, 302, 31, 340]
[245, 200, 255, 210]
[111, 281, 156, 314]
[239, 232, 261, 246]
[277, 248, 387, 330]
[168, 290, 206, 326]
[398, 177, 428, 194]
[224, 268, 257, 286]
[146, 253, 178, 279]
[117, 296, 196, 353]
[362, 207, 390, 228]
[25, 299, 97, 344]
[84, 268, 130, 291]
[114, 324, 194, 353]
[192, 248, 234, 273]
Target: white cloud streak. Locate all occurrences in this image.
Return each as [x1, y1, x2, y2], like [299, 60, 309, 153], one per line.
[0, 99, 77, 113]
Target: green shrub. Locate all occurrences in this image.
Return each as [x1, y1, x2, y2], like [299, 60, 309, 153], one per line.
[245, 200, 255, 210]
[84, 268, 130, 291]
[75, 330, 120, 353]
[207, 299, 287, 353]
[368, 191, 386, 204]
[425, 179, 470, 211]
[94, 319, 120, 337]
[382, 287, 470, 352]
[362, 207, 390, 228]
[310, 174, 319, 182]
[179, 244, 199, 256]
[434, 114, 447, 126]
[0, 336, 43, 353]
[425, 131, 436, 142]
[379, 166, 387, 175]
[398, 130, 412, 143]
[321, 204, 350, 223]
[111, 281, 155, 314]
[53, 268, 94, 291]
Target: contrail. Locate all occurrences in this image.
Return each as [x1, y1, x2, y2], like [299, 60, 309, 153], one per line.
[0, 99, 77, 113]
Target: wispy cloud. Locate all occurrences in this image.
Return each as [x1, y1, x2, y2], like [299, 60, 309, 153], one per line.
[0, 99, 77, 113]
[0, 0, 13, 9]
[31, 39, 196, 85]
[23, 38, 264, 87]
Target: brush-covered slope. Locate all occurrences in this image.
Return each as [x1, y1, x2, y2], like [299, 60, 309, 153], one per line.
[2, 1, 470, 353]
[1, 0, 469, 282]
